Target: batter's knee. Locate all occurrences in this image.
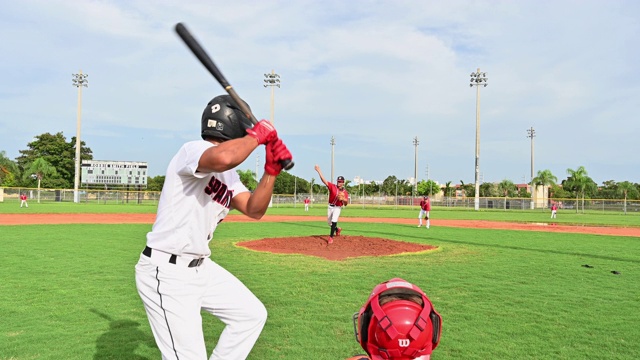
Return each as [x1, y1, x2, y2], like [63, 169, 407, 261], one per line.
[249, 301, 268, 329]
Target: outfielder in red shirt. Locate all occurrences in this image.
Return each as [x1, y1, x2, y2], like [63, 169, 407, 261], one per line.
[20, 193, 29, 208]
[314, 164, 348, 244]
[418, 196, 431, 229]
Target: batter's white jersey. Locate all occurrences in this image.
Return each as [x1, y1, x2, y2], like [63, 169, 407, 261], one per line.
[136, 140, 266, 360]
[146, 140, 249, 257]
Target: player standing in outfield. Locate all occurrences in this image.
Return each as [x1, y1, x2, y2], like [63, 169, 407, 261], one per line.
[551, 203, 558, 219]
[19, 193, 28, 208]
[135, 95, 292, 360]
[304, 196, 310, 211]
[314, 164, 348, 244]
[418, 196, 431, 228]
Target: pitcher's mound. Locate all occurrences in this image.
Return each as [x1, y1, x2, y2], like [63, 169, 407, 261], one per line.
[236, 235, 437, 261]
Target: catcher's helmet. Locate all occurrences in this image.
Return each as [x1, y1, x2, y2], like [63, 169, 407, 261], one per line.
[353, 278, 442, 360]
[337, 176, 345, 183]
[201, 95, 253, 141]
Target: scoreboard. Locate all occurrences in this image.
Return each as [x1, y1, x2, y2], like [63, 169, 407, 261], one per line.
[81, 160, 148, 186]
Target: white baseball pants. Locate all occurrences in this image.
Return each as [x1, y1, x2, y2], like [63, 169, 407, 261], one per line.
[327, 205, 342, 225]
[135, 254, 267, 360]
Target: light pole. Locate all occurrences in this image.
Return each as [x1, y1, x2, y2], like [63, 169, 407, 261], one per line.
[413, 136, 419, 204]
[263, 70, 279, 208]
[255, 154, 259, 183]
[527, 127, 536, 209]
[263, 70, 280, 123]
[330, 136, 336, 182]
[427, 164, 432, 197]
[470, 68, 488, 210]
[72, 71, 88, 203]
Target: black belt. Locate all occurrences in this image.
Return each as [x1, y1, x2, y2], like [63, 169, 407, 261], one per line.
[143, 246, 205, 268]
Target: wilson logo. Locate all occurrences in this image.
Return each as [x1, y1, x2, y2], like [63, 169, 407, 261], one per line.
[398, 339, 410, 347]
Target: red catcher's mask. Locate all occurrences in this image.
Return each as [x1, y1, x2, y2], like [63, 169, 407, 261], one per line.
[352, 278, 442, 360]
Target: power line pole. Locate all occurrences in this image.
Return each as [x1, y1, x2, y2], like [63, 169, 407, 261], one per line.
[330, 136, 336, 182]
[413, 136, 419, 201]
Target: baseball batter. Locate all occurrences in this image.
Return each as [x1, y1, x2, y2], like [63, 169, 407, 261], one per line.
[418, 196, 431, 229]
[314, 165, 348, 244]
[135, 95, 292, 360]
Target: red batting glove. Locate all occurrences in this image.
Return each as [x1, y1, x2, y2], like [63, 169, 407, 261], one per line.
[246, 120, 277, 145]
[264, 138, 292, 176]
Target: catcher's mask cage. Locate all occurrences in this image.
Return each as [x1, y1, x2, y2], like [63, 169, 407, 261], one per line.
[201, 95, 253, 141]
[352, 278, 442, 360]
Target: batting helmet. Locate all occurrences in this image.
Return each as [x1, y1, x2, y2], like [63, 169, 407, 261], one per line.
[201, 95, 253, 141]
[353, 278, 442, 360]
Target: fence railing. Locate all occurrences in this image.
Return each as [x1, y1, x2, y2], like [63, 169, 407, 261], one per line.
[2, 187, 640, 213]
[0, 187, 161, 205]
[274, 194, 640, 213]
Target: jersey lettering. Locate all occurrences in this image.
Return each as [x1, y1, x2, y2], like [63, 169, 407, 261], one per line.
[204, 176, 233, 208]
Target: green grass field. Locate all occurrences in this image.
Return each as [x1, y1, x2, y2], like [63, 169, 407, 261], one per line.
[1, 203, 639, 359]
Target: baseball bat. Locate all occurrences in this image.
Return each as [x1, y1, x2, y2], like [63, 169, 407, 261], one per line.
[174, 22, 294, 170]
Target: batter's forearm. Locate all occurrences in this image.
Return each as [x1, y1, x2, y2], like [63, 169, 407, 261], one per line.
[244, 174, 276, 219]
[198, 137, 258, 172]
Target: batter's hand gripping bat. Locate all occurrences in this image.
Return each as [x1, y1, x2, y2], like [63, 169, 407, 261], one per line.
[174, 22, 294, 170]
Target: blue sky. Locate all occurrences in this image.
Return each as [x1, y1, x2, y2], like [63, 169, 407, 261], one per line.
[1, 0, 639, 186]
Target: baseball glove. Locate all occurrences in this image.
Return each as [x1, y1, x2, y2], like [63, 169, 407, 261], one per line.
[424, 215, 429, 220]
[337, 192, 347, 201]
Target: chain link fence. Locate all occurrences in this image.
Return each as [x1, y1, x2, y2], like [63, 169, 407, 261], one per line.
[273, 193, 640, 213]
[2, 187, 639, 213]
[0, 187, 160, 205]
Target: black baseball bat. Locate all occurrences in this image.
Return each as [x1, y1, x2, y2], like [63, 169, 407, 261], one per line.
[174, 22, 294, 170]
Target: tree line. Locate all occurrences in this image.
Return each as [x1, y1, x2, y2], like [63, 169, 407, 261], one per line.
[2, 132, 639, 204]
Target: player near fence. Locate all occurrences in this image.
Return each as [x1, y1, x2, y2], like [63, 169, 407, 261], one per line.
[304, 196, 310, 211]
[314, 164, 348, 244]
[135, 95, 292, 360]
[19, 193, 29, 208]
[418, 196, 431, 228]
[551, 202, 558, 218]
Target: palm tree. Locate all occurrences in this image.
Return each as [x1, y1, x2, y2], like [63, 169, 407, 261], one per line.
[443, 181, 453, 206]
[497, 179, 516, 210]
[617, 181, 639, 215]
[565, 166, 592, 213]
[531, 169, 557, 209]
[23, 157, 57, 203]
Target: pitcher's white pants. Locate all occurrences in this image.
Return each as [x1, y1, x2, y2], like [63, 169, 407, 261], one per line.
[135, 254, 267, 360]
[327, 205, 342, 225]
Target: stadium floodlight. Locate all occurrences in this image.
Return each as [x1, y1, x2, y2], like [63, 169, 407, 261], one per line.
[263, 70, 280, 123]
[470, 68, 488, 210]
[72, 71, 88, 203]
